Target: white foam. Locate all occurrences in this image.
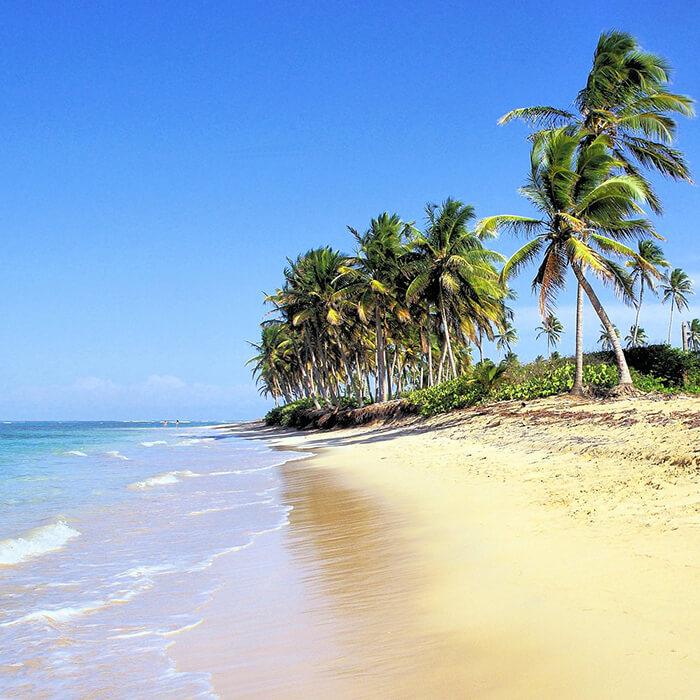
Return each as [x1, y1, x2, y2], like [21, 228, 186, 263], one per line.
[64, 450, 87, 457]
[140, 440, 168, 447]
[175, 438, 214, 447]
[104, 451, 130, 461]
[0, 519, 80, 566]
[129, 470, 199, 489]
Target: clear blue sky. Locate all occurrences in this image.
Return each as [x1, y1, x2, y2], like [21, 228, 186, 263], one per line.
[2, 0, 698, 420]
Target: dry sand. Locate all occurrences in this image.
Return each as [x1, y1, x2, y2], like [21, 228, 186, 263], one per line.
[177, 395, 700, 698]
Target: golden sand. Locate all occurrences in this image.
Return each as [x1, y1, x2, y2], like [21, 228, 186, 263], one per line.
[175, 396, 700, 697]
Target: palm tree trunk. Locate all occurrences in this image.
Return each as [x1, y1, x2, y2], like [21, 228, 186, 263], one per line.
[668, 301, 674, 345]
[375, 308, 387, 402]
[437, 341, 448, 383]
[439, 296, 457, 378]
[427, 331, 434, 386]
[633, 280, 644, 346]
[571, 282, 585, 395]
[572, 261, 633, 389]
[354, 351, 363, 406]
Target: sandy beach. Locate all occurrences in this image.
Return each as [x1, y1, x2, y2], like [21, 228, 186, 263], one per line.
[175, 395, 700, 698]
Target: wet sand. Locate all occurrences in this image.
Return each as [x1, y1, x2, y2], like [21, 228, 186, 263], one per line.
[175, 396, 700, 697]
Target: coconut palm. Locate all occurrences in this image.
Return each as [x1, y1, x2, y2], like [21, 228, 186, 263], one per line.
[625, 325, 647, 348]
[479, 128, 657, 392]
[500, 30, 694, 212]
[495, 319, 518, 358]
[500, 30, 693, 393]
[599, 323, 621, 351]
[536, 315, 563, 357]
[662, 268, 694, 344]
[686, 319, 700, 351]
[405, 198, 505, 382]
[626, 240, 670, 346]
[246, 322, 296, 405]
[341, 213, 412, 402]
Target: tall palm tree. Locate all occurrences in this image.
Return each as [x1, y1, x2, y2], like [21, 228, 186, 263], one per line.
[686, 319, 700, 351]
[500, 30, 694, 211]
[626, 240, 670, 345]
[535, 315, 563, 357]
[405, 198, 505, 382]
[662, 268, 694, 344]
[500, 30, 693, 392]
[479, 128, 657, 392]
[342, 213, 412, 402]
[625, 325, 647, 348]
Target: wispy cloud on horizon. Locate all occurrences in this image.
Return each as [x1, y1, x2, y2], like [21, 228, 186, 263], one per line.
[0, 374, 267, 421]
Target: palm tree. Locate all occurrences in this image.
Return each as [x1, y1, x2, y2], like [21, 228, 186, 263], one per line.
[686, 319, 700, 351]
[626, 240, 670, 345]
[662, 268, 694, 344]
[405, 198, 505, 383]
[535, 315, 563, 357]
[625, 325, 647, 348]
[598, 323, 620, 350]
[495, 319, 518, 359]
[500, 30, 693, 393]
[500, 30, 694, 212]
[247, 323, 296, 405]
[342, 213, 412, 402]
[479, 128, 657, 392]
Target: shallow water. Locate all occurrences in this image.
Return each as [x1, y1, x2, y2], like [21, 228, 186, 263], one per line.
[0, 422, 298, 698]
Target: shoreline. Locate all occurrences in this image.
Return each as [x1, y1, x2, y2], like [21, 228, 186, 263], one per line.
[184, 396, 700, 697]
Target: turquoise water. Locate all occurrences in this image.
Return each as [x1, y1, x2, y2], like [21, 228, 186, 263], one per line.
[0, 421, 296, 698]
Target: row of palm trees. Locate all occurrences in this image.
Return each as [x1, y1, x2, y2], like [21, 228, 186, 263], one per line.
[248, 203, 508, 406]
[249, 30, 695, 404]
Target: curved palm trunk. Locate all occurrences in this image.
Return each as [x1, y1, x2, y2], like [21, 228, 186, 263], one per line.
[571, 282, 585, 395]
[633, 280, 644, 346]
[668, 301, 675, 345]
[572, 262, 633, 388]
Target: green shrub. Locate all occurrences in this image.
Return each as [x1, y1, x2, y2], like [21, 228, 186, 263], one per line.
[623, 344, 699, 385]
[264, 397, 317, 426]
[403, 374, 479, 417]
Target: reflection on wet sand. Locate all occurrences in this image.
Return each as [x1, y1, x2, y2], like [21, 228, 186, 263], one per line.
[277, 456, 483, 699]
[175, 452, 484, 699]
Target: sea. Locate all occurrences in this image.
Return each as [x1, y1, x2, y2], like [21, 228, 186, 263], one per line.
[0, 421, 297, 698]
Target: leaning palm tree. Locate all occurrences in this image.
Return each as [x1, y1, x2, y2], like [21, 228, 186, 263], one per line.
[479, 128, 658, 393]
[500, 30, 693, 392]
[625, 325, 647, 348]
[535, 315, 563, 357]
[686, 319, 700, 351]
[626, 240, 670, 345]
[662, 268, 694, 344]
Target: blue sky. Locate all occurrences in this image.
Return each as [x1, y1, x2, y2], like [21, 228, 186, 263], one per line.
[2, 0, 699, 420]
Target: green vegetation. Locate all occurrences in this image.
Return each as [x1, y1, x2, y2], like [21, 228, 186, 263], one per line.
[249, 30, 694, 411]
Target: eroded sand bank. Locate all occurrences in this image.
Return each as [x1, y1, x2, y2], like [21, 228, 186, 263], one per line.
[176, 396, 700, 698]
